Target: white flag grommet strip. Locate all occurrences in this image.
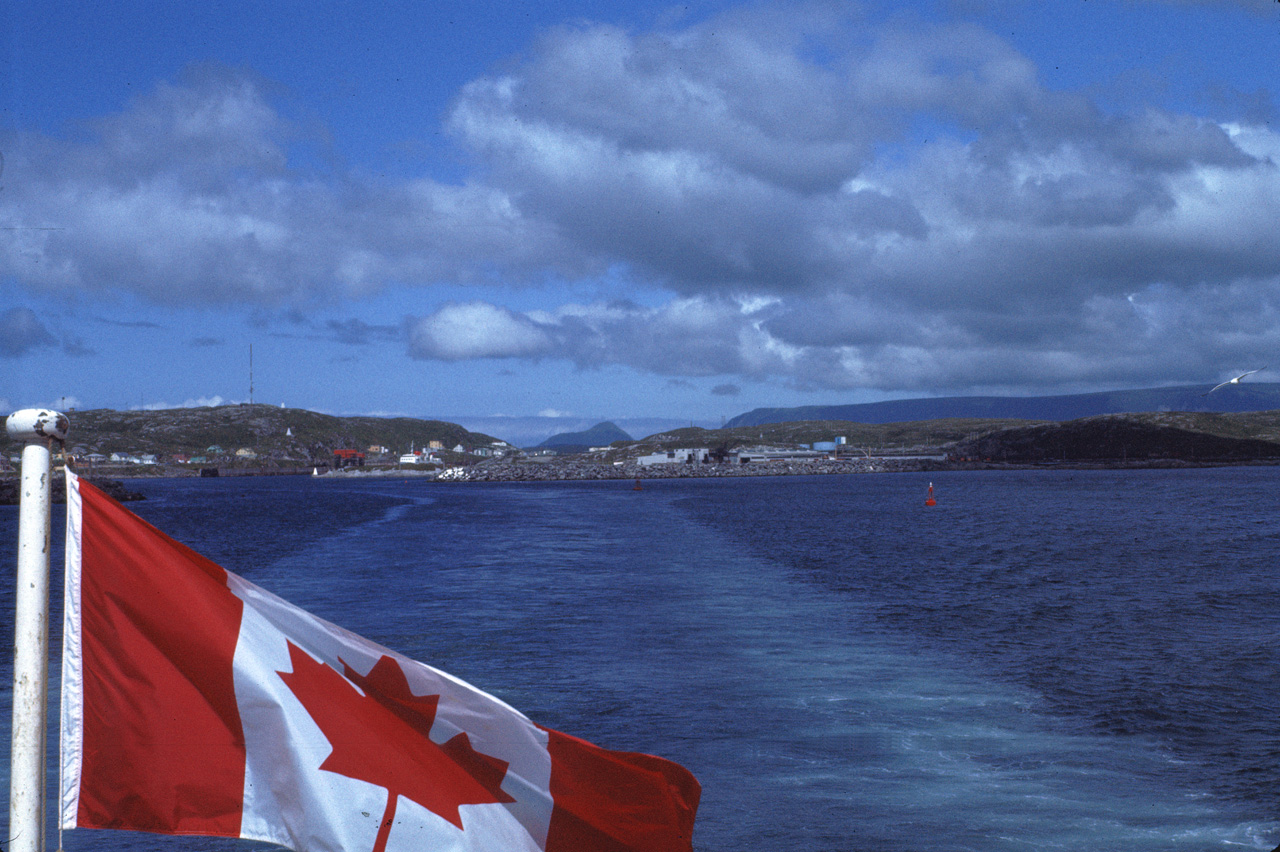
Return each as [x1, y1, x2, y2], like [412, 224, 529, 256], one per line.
[60, 472, 700, 852]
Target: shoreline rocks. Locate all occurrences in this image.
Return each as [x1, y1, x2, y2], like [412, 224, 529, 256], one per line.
[432, 454, 1280, 483]
[0, 476, 144, 505]
[441, 457, 939, 482]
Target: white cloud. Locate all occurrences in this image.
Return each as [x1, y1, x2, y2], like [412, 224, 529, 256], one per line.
[136, 396, 231, 410]
[406, 302, 553, 360]
[0, 67, 581, 308]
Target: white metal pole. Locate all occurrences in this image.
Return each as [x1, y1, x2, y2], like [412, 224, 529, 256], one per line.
[7, 409, 68, 852]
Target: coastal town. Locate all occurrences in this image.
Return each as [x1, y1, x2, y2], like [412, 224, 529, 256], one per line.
[0, 427, 937, 483]
[8, 400, 1280, 494]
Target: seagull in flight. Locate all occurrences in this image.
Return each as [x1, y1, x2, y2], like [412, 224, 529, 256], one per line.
[1203, 367, 1267, 396]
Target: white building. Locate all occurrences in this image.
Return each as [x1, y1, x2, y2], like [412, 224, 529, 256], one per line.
[636, 448, 711, 466]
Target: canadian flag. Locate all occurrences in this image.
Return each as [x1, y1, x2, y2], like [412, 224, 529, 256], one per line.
[60, 473, 700, 852]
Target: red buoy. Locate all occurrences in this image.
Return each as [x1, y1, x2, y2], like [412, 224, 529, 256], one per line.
[925, 482, 936, 507]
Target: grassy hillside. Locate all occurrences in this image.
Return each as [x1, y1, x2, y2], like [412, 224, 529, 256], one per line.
[3, 405, 502, 463]
[1125, 410, 1280, 443]
[616, 417, 1039, 458]
[952, 414, 1280, 462]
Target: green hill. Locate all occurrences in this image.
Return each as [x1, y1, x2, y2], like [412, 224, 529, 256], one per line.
[4, 405, 501, 465]
[952, 413, 1280, 462]
[624, 418, 1032, 455]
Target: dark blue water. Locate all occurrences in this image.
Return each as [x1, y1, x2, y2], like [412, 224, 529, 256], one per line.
[3, 468, 1280, 850]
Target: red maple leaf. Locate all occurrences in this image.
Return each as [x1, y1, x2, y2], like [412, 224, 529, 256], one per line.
[278, 642, 515, 852]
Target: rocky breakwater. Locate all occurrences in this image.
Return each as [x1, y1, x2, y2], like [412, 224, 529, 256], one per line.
[442, 455, 937, 483]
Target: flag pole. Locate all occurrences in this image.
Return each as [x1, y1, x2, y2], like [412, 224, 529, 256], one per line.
[7, 409, 69, 852]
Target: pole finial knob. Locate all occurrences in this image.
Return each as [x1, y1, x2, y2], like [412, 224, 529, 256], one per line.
[6, 408, 70, 443]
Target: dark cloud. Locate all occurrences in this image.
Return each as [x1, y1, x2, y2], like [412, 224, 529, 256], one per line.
[61, 336, 95, 357]
[325, 318, 400, 346]
[711, 383, 741, 396]
[98, 317, 163, 329]
[0, 307, 56, 357]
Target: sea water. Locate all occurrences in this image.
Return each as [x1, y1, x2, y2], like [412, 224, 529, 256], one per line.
[2, 468, 1279, 851]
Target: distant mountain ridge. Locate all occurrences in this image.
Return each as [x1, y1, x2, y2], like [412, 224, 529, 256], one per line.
[726, 384, 1280, 428]
[538, 421, 633, 451]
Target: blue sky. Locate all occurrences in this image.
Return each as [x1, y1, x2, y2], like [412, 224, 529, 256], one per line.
[2, 0, 1278, 445]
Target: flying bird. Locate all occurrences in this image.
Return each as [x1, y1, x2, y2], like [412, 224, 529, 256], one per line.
[1202, 367, 1267, 396]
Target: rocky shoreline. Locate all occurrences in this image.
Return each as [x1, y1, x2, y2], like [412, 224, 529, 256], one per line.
[0, 476, 145, 505]
[6, 455, 1277, 500]
[435, 454, 1280, 483]
[445, 456, 955, 482]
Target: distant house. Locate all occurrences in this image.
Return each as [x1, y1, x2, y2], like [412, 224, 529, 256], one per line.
[333, 449, 365, 469]
[235, 448, 258, 459]
[428, 440, 443, 449]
